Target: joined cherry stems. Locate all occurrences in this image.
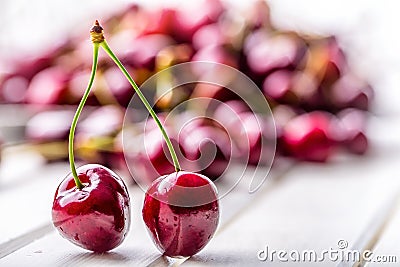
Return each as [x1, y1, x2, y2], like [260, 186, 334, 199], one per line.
[69, 20, 181, 189]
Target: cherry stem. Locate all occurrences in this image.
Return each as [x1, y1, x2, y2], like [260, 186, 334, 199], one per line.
[68, 28, 100, 189]
[92, 19, 181, 172]
[100, 40, 181, 172]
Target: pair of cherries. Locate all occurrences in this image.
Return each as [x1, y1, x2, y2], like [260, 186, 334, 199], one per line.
[51, 21, 219, 257]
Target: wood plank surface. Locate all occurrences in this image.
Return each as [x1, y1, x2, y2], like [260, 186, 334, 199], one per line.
[0, 159, 292, 266]
[1, 152, 398, 266]
[183, 152, 400, 266]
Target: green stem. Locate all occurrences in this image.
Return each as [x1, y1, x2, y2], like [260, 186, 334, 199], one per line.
[100, 40, 181, 172]
[69, 43, 100, 189]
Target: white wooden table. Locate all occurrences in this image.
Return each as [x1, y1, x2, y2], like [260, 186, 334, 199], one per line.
[0, 116, 399, 266]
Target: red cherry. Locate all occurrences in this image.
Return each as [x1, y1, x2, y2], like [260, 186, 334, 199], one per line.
[281, 111, 335, 162]
[52, 164, 131, 253]
[142, 171, 219, 257]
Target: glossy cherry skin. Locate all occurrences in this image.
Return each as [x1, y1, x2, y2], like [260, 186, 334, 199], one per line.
[142, 171, 219, 258]
[52, 164, 131, 252]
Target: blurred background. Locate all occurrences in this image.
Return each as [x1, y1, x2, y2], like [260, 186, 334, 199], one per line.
[1, 0, 399, 112]
[2, 0, 398, 176]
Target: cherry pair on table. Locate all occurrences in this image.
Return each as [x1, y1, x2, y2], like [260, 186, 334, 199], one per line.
[51, 21, 220, 257]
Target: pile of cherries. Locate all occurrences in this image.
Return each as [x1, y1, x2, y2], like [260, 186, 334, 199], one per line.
[0, 0, 372, 170]
[0, 0, 372, 168]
